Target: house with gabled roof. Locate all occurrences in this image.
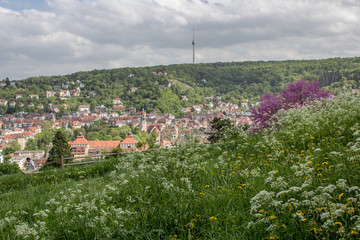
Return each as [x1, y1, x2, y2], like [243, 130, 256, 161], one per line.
[70, 89, 80, 96]
[113, 105, 125, 112]
[0, 99, 8, 106]
[119, 134, 138, 151]
[45, 91, 56, 98]
[113, 98, 122, 104]
[29, 94, 39, 100]
[78, 105, 91, 113]
[130, 87, 138, 92]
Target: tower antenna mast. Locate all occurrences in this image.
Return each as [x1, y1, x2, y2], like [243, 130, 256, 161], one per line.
[192, 28, 195, 64]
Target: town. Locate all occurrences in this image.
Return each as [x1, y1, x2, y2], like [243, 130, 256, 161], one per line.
[0, 78, 253, 170]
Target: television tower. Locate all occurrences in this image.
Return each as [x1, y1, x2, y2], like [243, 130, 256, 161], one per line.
[192, 28, 195, 64]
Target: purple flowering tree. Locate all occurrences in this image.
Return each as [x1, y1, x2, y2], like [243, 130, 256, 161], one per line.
[281, 79, 332, 110]
[251, 92, 282, 129]
[251, 79, 332, 130]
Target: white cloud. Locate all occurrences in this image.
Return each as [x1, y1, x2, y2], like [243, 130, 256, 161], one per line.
[0, 0, 360, 79]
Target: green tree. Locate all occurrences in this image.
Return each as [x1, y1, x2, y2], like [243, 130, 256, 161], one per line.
[8, 141, 21, 151]
[25, 139, 39, 150]
[2, 146, 17, 156]
[44, 131, 72, 168]
[207, 118, 233, 143]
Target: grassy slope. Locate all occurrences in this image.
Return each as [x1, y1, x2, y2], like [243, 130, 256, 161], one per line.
[1, 92, 360, 239]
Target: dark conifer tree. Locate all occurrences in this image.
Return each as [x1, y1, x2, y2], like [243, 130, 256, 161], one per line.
[44, 131, 72, 168]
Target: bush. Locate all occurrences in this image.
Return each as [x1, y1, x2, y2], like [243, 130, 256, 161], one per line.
[0, 163, 21, 175]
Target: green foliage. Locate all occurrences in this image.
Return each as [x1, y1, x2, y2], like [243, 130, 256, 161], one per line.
[0, 162, 21, 176]
[24, 138, 38, 151]
[44, 131, 72, 169]
[207, 117, 247, 143]
[2, 146, 17, 156]
[2, 57, 360, 116]
[35, 128, 57, 150]
[7, 141, 21, 151]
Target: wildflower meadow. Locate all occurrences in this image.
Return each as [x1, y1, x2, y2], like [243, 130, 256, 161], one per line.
[1, 91, 360, 239]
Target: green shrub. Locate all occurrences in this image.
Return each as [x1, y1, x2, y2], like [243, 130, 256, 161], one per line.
[0, 162, 21, 175]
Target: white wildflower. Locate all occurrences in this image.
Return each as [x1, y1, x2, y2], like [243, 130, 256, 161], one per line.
[15, 222, 38, 238]
[322, 184, 336, 193]
[336, 179, 349, 191]
[270, 177, 288, 190]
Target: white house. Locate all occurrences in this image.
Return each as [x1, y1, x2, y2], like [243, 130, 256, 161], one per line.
[78, 105, 91, 113]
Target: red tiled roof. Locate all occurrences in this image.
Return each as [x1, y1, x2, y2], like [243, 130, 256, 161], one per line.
[88, 140, 121, 149]
[69, 136, 89, 145]
[121, 135, 138, 144]
[4, 134, 14, 139]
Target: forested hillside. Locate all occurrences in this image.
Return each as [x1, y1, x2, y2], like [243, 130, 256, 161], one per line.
[1, 57, 360, 116]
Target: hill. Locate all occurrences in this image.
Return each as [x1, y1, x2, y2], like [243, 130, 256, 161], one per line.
[1, 57, 360, 116]
[1, 91, 360, 239]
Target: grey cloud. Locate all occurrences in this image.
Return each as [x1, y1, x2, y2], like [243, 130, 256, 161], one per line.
[1, 0, 360, 80]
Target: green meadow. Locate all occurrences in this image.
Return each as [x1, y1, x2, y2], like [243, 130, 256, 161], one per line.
[1, 91, 360, 239]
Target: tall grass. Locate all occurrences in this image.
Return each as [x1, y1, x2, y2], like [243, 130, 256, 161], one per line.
[1, 91, 360, 239]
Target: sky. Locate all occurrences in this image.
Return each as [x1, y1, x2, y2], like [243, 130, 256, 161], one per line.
[0, 0, 360, 80]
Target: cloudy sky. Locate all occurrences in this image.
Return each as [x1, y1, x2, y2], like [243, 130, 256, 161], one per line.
[0, 0, 360, 80]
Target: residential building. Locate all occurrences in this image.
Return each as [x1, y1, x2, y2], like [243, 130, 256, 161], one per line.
[78, 105, 91, 113]
[0, 99, 8, 106]
[68, 133, 138, 159]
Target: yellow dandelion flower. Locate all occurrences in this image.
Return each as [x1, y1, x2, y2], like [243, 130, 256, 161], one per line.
[268, 215, 276, 220]
[334, 222, 342, 226]
[339, 193, 344, 200]
[259, 209, 265, 214]
[186, 222, 194, 229]
[322, 162, 328, 165]
[200, 192, 205, 196]
[209, 216, 217, 221]
[351, 230, 359, 235]
[205, 185, 210, 188]
[317, 207, 326, 212]
[296, 210, 305, 216]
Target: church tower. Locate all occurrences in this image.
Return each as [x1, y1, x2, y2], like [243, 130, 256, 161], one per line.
[141, 110, 147, 132]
